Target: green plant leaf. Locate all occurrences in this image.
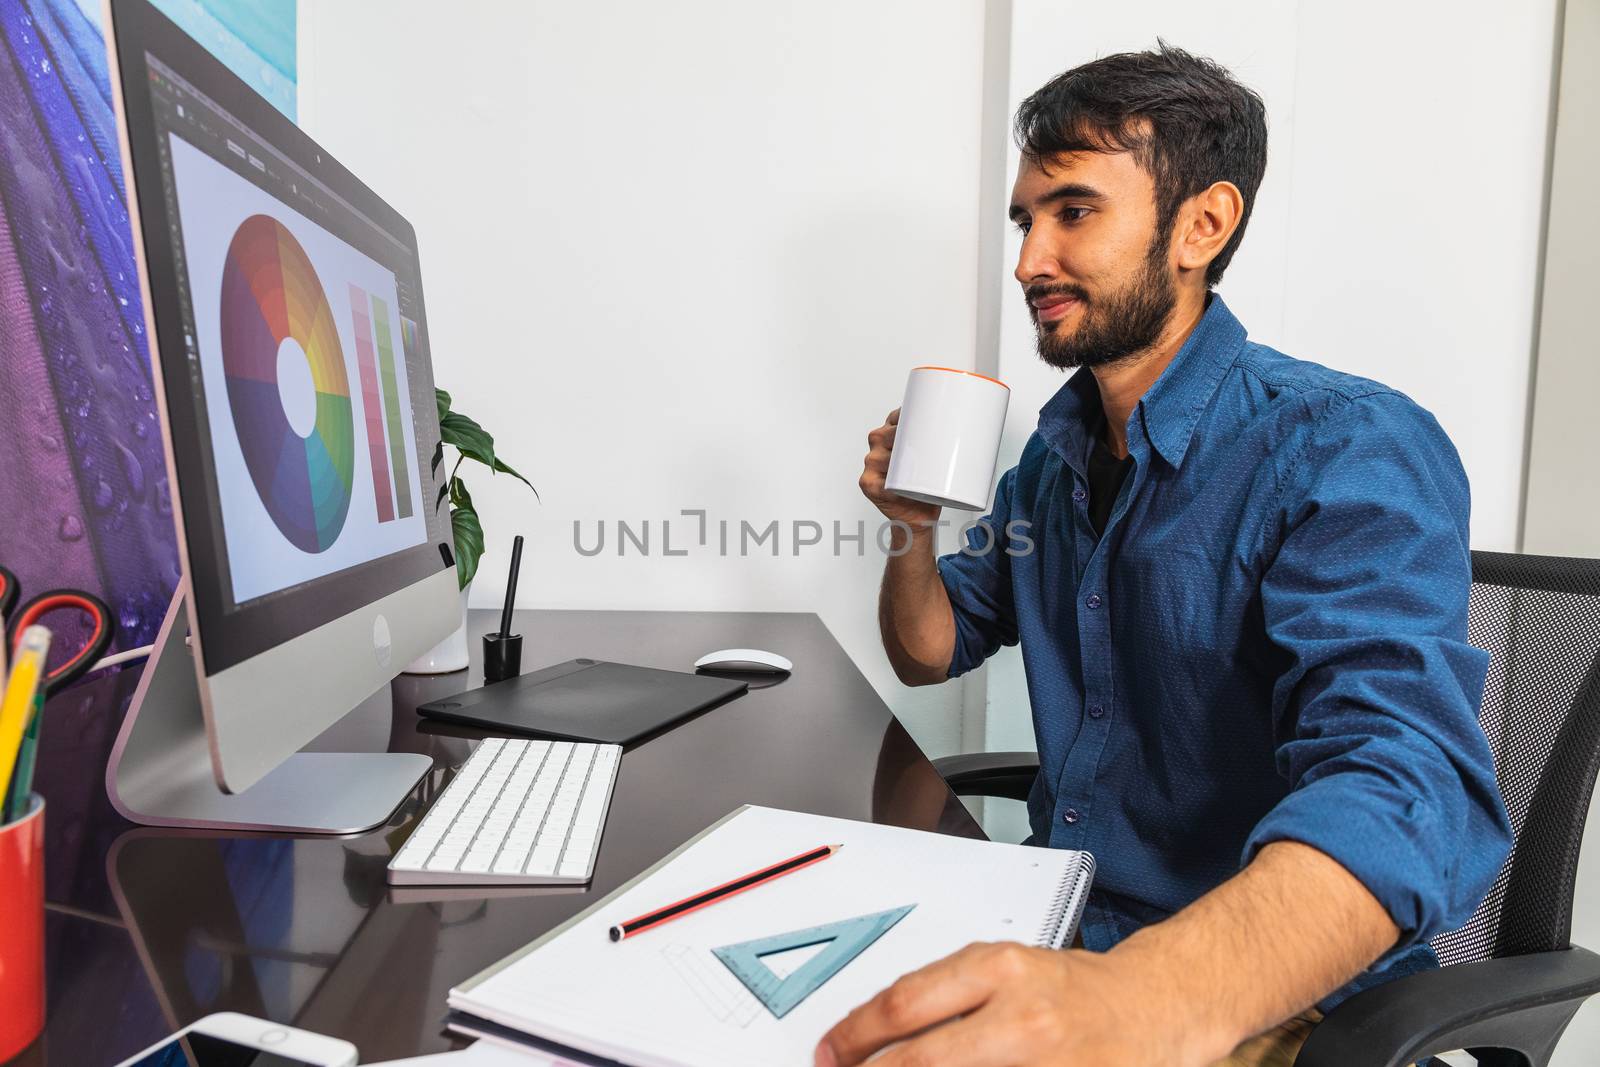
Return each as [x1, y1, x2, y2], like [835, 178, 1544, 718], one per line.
[449, 469, 470, 509]
[439, 410, 498, 470]
[432, 390, 450, 476]
[492, 456, 538, 498]
[434, 388, 537, 588]
[450, 496, 484, 590]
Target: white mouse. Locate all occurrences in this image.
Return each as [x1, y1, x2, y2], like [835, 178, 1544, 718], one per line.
[694, 648, 793, 673]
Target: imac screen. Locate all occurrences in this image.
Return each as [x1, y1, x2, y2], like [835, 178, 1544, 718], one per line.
[143, 57, 435, 612]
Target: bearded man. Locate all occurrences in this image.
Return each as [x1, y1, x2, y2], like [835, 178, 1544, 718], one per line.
[833, 44, 1510, 1067]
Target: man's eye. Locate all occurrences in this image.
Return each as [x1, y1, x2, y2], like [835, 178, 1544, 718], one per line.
[1013, 220, 1032, 235]
[1060, 206, 1090, 223]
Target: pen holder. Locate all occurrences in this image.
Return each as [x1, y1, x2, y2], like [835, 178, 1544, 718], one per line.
[0, 794, 45, 1062]
[483, 632, 522, 684]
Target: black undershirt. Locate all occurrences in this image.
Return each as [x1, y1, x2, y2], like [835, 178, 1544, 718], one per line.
[1086, 437, 1134, 537]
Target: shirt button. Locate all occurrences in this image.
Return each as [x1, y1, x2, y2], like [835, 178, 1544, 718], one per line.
[1086, 593, 1102, 609]
[1062, 808, 1081, 825]
[1088, 704, 1104, 719]
[1072, 486, 1087, 503]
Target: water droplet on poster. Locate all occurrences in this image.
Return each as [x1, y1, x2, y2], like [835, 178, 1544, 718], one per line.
[117, 443, 146, 500]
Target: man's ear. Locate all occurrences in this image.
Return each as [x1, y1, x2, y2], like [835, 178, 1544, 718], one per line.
[1174, 181, 1244, 275]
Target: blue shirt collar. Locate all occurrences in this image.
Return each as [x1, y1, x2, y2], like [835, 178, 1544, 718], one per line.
[1036, 294, 1248, 471]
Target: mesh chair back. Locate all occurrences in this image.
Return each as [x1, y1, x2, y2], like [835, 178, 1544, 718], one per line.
[1429, 551, 1600, 967]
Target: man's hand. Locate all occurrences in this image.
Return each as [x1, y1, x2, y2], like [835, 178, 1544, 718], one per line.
[862, 407, 956, 684]
[814, 942, 1189, 1067]
[816, 842, 1399, 1067]
[860, 408, 942, 530]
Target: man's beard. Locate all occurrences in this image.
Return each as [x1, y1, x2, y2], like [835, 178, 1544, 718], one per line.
[1029, 239, 1177, 371]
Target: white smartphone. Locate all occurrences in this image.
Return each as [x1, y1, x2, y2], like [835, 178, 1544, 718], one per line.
[114, 1012, 358, 1067]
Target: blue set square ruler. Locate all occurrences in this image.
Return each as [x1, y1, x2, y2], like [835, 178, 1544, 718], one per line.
[711, 904, 916, 1019]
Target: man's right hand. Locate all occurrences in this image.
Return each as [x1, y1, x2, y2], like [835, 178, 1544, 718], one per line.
[862, 408, 956, 685]
[859, 408, 942, 530]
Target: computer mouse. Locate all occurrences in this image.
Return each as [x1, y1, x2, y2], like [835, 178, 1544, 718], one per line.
[694, 648, 793, 674]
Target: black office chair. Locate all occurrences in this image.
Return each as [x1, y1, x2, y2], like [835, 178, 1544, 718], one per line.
[932, 549, 1600, 1067]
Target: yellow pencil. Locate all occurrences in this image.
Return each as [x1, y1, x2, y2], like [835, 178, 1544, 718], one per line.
[0, 625, 50, 808]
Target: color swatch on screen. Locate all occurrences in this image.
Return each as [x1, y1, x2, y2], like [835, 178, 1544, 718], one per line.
[350, 284, 394, 522]
[220, 214, 354, 553]
[369, 292, 413, 518]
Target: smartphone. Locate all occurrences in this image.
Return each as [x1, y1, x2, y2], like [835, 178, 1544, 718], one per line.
[114, 1013, 358, 1067]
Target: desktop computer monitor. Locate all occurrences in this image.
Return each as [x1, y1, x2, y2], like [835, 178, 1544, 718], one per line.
[103, 0, 459, 832]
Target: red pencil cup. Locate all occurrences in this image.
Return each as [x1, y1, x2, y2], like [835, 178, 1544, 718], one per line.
[0, 795, 45, 1062]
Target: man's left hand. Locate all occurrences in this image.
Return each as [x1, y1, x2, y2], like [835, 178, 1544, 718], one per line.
[813, 941, 1195, 1067]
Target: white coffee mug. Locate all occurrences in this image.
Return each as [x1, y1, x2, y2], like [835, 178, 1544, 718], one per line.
[885, 365, 1010, 511]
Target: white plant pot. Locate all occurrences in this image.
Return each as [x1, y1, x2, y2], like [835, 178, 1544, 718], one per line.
[403, 580, 472, 674]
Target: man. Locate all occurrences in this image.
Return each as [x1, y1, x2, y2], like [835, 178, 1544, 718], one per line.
[827, 45, 1511, 1067]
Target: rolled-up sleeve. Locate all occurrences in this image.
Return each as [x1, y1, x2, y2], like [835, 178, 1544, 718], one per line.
[1243, 392, 1512, 954]
[937, 465, 1022, 678]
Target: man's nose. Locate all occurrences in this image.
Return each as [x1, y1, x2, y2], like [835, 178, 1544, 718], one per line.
[1014, 233, 1058, 285]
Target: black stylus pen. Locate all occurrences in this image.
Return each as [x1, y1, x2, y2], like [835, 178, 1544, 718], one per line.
[498, 535, 524, 636]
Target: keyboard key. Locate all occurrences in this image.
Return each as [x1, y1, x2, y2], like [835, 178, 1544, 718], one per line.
[494, 851, 531, 874]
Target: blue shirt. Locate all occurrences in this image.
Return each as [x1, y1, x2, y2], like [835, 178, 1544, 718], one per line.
[938, 295, 1512, 1003]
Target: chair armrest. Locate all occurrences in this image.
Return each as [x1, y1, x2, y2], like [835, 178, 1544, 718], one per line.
[1293, 946, 1600, 1067]
[929, 752, 1039, 801]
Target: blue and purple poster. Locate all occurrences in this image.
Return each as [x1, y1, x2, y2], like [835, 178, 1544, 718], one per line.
[0, 0, 294, 655]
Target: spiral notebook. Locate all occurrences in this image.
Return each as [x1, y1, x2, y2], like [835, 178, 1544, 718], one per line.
[447, 805, 1095, 1067]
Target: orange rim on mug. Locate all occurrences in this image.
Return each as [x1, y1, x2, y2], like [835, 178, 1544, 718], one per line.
[911, 365, 1009, 390]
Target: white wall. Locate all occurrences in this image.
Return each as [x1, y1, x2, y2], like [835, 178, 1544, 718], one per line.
[297, 0, 989, 756]
[1523, 0, 1599, 561]
[1523, 2, 1600, 1061]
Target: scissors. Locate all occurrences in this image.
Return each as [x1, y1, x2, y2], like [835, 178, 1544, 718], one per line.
[0, 565, 117, 698]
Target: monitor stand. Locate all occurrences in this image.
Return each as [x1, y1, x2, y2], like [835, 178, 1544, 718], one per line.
[106, 589, 433, 834]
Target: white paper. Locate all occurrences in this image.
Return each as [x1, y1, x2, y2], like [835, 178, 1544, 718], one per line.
[450, 806, 1091, 1067]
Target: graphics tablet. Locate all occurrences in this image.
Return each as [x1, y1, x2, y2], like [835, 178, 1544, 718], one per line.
[415, 659, 748, 744]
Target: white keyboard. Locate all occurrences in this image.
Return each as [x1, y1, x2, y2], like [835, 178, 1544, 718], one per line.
[387, 738, 621, 885]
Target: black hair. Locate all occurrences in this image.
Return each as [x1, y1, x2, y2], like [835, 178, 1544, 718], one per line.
[1013, 43, 1268, 286]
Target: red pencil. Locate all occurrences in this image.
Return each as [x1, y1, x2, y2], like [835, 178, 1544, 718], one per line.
[608, 843, 843, 942]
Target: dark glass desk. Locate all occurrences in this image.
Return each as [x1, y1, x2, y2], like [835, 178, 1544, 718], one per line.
[29, 609, 981, 1066]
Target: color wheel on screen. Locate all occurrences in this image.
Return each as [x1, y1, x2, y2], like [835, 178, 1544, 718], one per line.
[220, 214, 354, 554]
